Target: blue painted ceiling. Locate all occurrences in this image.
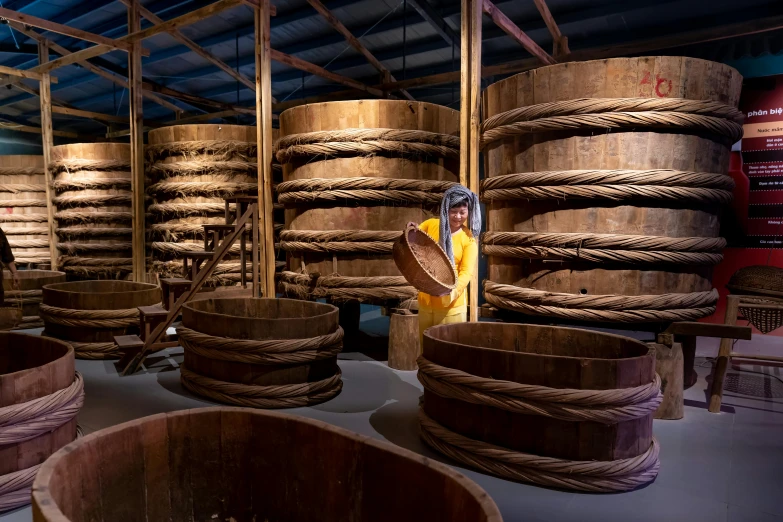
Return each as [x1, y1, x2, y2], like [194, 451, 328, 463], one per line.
[0, 0, 780, 139]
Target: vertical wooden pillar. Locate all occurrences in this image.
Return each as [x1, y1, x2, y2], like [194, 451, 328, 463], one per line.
[38, 41, 58, 271]
[709, 295, 741, 413]
[128, 0, 146, 282]
[460, 0, 482, 322]
[255, 0, 275, 298]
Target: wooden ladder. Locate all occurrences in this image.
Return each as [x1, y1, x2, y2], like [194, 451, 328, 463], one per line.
[118, 199, 259, 375]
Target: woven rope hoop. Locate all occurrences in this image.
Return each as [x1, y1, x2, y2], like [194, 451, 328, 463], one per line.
[278, 271, 416, 303]
[0, 372, 84, 512]
[419, 409, 660, 493]
[484, 281, 718, 322]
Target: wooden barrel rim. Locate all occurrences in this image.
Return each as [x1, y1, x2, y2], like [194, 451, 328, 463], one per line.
[31, 407, 503, 522]
[279, 99, 460, 122]
[147, 123, 256, 143]
[0, 332, 73, 406]
[42, 281, 160, 310]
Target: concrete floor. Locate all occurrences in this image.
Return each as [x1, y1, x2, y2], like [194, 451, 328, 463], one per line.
[3, 308, 783, 522]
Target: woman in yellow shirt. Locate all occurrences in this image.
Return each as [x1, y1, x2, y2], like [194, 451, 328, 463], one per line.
[408, 186, 480, 345]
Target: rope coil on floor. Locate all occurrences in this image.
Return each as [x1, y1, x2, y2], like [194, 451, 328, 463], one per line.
[39, 303, 141, 329]
[275, 128, 460, 163]
[483, 281, 718, 322]
[481, 97, 744, 147]
[180, 366, 343, 409]
[418, 409, 660, 493]
[177, 325, 344, 365]
[278, 271, 416, 303]
[417, 357, 661, 424]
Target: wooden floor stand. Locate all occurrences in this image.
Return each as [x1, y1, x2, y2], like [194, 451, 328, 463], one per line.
[388, 309, 420, 371]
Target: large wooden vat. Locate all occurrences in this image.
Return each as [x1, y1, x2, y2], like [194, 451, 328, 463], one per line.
[41, 280, 160, 359]
[277, 100, 460, 305]
[178, 298, 343, 408]
[3, 269, 66, 329]
[419, 322, 661, 492]
[32, 408, 502, 522]
[50, 143, 133, 280]
[147, 125, 257, 285]
[0, 332, 82, 513]
[0, 155, 49, 267]
[482, 57, 743, 324]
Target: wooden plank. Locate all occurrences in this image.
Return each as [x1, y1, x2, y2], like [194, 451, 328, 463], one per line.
[0, 121, 79, 138]
[270, 49, 384, 97]
[51, 106, 127, 124]
[239, 0, 277, 15]
[142, 81, 256, 114]
[407, 0, 458, 47]
[0, 64, 55, 82]
[305, 0, 413, 100]
[708, 295, 740, 413]
[481, 0, 556, 65]
[460, 0, 481, 323]
[664, 321, 752, 340]
[163, 109, 239, 125]
[531, 0, 569, 57]
[116, 0, 262, 96]
[129, 0, 146, 282]
[38, 41, 58, 272]
[256, 1, 275, 298]
[0, 7, 134, 52]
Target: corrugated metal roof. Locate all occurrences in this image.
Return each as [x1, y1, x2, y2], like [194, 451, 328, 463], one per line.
[0, 0, 779, 142]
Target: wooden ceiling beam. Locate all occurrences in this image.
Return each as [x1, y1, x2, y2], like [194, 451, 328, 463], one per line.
[51, 106, 128, 124]
[0, 64, 56, 82]
[407, 0, 458, 48]
[532, 0, 569, 58]
[270, 48, 384, 97]
[0, 7, 137, 52]
[305, 0, 413, 100]
[6, 80, 109, 127]
[481, 0, 556, 65]
[0, 120, 80, 138]
[141, 81, 256, 115]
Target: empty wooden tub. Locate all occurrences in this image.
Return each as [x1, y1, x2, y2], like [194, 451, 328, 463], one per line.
[419, 323, 661, 493]
[178, 298, 343, 408]
[32, 408, 502, 522]
[3, 270, 66, 329]
[1, 332, 82, 513]
[41, 280, 160, 360]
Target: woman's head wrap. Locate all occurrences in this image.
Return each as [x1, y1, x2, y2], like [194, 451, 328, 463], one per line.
[439, 185, 481, 264]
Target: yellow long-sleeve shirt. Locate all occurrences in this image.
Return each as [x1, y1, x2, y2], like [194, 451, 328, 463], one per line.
[417, 218, 478, 315]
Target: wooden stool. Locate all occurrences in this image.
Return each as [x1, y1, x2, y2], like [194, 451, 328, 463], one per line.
[388, 309, 419, 371]
[160, 278, 191, 310]
[138, 305, 168, 341]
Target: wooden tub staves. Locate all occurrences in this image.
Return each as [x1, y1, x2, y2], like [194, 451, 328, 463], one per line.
[41, 280, 160, 360]
[0, 332, 82, 513]
[0, 155, 50, 267]
[178, 298, 344, 408]
[418, 322, 662, 493]
[3, 270, 66, 329]
[32, 408, 503, 522]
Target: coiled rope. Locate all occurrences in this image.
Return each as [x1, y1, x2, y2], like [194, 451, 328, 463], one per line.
[0, 373, 84, 512]
[277, 177, 458, 206]
[278, 271, 416, 303]
[39, 303, 140, 329]
[483, 281, 718, 322]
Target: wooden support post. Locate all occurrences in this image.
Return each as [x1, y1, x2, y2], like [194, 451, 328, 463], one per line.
[709, 295, 741, 413]
[653, 341, 685, 420]
[388, 310, 420, 371]
[38, 41, 58, 272]
[255, 0, 275, 298]
[460, 0, 481, 323]
[129, 0, 146, 282]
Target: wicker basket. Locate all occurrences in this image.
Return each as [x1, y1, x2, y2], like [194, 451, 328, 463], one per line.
[727, 265, 783, 297]
[393, 224, 456, 297]
[739, 296, 783, 334]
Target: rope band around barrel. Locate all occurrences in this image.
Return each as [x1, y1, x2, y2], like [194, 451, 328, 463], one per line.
[277, 177, 458, 206]
[0, 463, 40, 513]
[54, 210, 132, 223]
[279, 229, 402, 255]
[0, 214, 47, 223]
[0, 183, 45, 193]
[0, 199, 46, 208]
[483, 231, 726, 251]
[146, 181, 257, 197]
[146, 140, 256, 162]
[177, 325, 343, 365]
[418, 357, 661, 424]
[484, 281, 718, 322]
[39, 303, 141, 328]
[481, 97, 744, 147]
[483, 245, 722, 265]
[148, 160, 258, 176]
[49, 159, 131, 172]
[279, 271, 415, 303]
[180, 365, 343, 409]
[57, 242, 132, 254]
[0, 166, 44, 176]
[418, 409, 659, 493]
[52, 178, 132, 191]
[275, 128, 460, 163]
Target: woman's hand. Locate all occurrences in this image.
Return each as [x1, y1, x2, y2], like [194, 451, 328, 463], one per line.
[11, 271, 20, 290]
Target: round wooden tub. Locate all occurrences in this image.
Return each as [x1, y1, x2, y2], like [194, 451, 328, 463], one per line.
[178, 298, 343, 408]
[1, 333, 82, 513]
[419, 322, 661, 492]
[3, 270, 66, 329]
[41, 280, 160, 360]
[32, 408, 502, 522]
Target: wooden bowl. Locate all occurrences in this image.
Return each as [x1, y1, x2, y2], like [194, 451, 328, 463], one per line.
[393, 224, 456, 297]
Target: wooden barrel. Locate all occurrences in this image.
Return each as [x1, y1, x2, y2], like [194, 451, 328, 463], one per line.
[418, 322, 660, 492]
[272, 127, 285, 272]
[277, 100, 460, 306]
[147, 124, 257, 285]
[50, 143, 133, 280]
[178, 298, 343, 408]
[32, 407, 501, 522]
[41, 280, 160, 360]
[3, 269, 66, 329]
[1, 332, 82, 513]
[482, 57, 743, 324]
[0, 155, 49, 267]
